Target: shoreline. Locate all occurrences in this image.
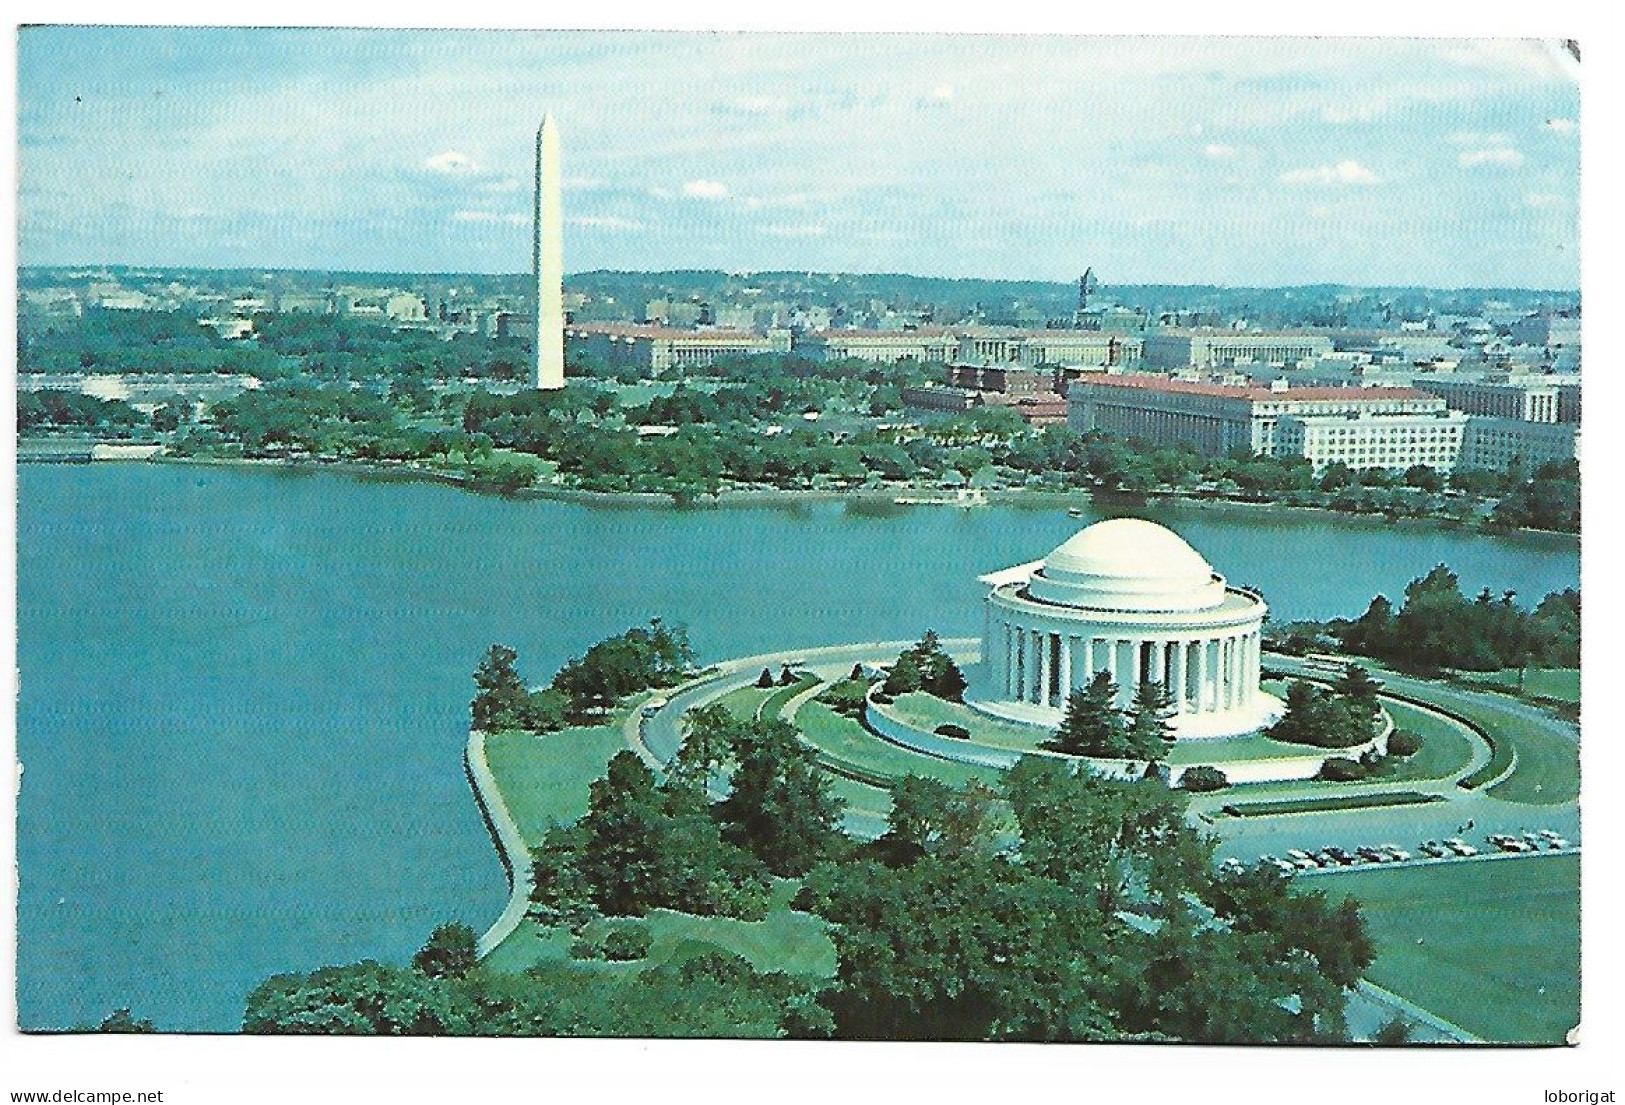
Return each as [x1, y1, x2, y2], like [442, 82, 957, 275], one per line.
[463, 730, 535, 959]
[120, 452, 1582, 540]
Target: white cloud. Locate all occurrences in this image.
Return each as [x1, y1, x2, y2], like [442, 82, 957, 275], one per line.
[1525, 192, 1564, 208]
[1203, 143, 1239, 159]
[476, 178, 522, 194]
[568, 214, 645, 231]
[1459, 147, 1525, 168]
[929, 84, 955, 102]
[1545, 117, 1579, 135]
[424, 150, 477, 174]
[765, 224, 827, 238]
[681, 179, 730, 200]
[1280, 160, 1380, 186]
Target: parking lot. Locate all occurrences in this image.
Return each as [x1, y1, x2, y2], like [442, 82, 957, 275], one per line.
[1220, 827, 1575, 878]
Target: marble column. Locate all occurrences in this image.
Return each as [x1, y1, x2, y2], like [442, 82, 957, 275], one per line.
[1060, 635, 1074, 700]
[1170, 639, 1188, 712]
[1195, 638, 1209, 712]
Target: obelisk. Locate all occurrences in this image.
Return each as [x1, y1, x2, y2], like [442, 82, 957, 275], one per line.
[532, 113, 565, 390]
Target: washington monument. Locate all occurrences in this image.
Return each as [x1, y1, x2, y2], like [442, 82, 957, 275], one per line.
[532, 113, 565, 390]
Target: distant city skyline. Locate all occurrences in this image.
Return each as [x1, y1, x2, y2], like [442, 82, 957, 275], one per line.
[18, 29, 1581, 289]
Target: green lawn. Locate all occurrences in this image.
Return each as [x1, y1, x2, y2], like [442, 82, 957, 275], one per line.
[1487, 723, 1581, 804]
[1319, 855, 1580, 1044]
[1370, 701, 1478, 783]
[1381, 685, 1580, 804]
[796, 700, 999, 791]
[712, 683, 774, 720]
[759, 674, 821, 720]
[888, 692, 1045, 751]
[483, 903, 837, 980]
[1165, 732, 1323, 766]
[1460, 668, 1580, 705]
[483, 725, 630, 848]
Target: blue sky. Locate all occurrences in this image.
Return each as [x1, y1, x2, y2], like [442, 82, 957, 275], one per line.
[17, 29, 1581, 287]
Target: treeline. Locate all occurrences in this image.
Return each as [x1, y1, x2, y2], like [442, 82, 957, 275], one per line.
[245, 744, 1376, 1041]
[18, 307, 529, 382]
[16, 390, 149, 435]
[1329, 565, 1580, 672]
[19, 307, 282, 376]
[471, 621, 696, 733]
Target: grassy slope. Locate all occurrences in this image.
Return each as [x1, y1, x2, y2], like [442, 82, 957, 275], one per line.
[796, 699, 1000, 790]
[484, 725, 631, 849]
[1461, 668, 1580, 704]
[481, 720, 837, 981]
[1370, 700, 1477, 783]
[485, 904, 837, 980]
[1320, 856, 1580, 1044]
[889, 692, 1045, 751]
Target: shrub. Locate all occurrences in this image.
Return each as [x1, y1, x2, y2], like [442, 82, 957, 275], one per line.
[1317, 756, 1367, 782]
[1179, 765, 1229, 792]
[572, 922, 653, 962]
[1386, 728, 1422, 757]
[756, 667, 775, 689]
[934, 723, 971, 740]
[871, 692, 895, 705]
[600, 925, 653, 962]
[820, 679, 870, 718]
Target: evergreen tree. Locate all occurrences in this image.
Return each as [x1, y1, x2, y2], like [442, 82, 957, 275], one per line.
[1127, 679, 1176, 759]
[757, 667, 775, 689]
[1044, 671, 1125, 756]
[1332, 663, 1382, 716]
[883, 651, 924, 695]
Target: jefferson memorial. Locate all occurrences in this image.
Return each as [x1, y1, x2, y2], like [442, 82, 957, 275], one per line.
[970, 518, 1284, 739]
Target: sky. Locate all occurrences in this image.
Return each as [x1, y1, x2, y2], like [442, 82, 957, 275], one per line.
[16, 29, 1582, 288]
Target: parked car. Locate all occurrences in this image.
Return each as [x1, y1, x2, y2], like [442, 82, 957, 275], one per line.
[1444, 837, 1478, 856]
[1285, 849, 1319, 870]
[1546, 836, 1571, 850]
[1380, 844, 1411, 862]
[1270, 859, 1298, 876]
[1420, 840, 1449, 858]
[1356, 847, 1388, 863]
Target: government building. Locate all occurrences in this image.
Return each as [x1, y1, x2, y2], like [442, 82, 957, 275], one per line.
[970, 518, 1283, 739]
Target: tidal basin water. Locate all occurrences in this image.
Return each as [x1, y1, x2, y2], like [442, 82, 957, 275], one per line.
[15, 463, 1580, 1030]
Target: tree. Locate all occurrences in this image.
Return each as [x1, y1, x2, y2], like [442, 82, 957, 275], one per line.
[471, 644, 529, 732]
[1044, 672, 1126, 757]
[1127, 679, 1176, 759]
[244, 961, 474, 1035]
[577, 751, 769, 917]
[757, 667, 775, 689]
[882, 651, 923, 695]
[1332, 663, 1383, 716]
[871, 775, 998, 867]
[1373, 1017, 1413, 1045]
[717, 718, 846, 877]
[412, 922, 479, 980]
[90, 1008, 156, 1033]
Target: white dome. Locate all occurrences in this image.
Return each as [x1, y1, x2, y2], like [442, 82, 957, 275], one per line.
[1026, 518, 1225, 613]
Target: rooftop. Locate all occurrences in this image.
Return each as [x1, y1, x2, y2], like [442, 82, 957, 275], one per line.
[1077, 375, 1433, 402]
